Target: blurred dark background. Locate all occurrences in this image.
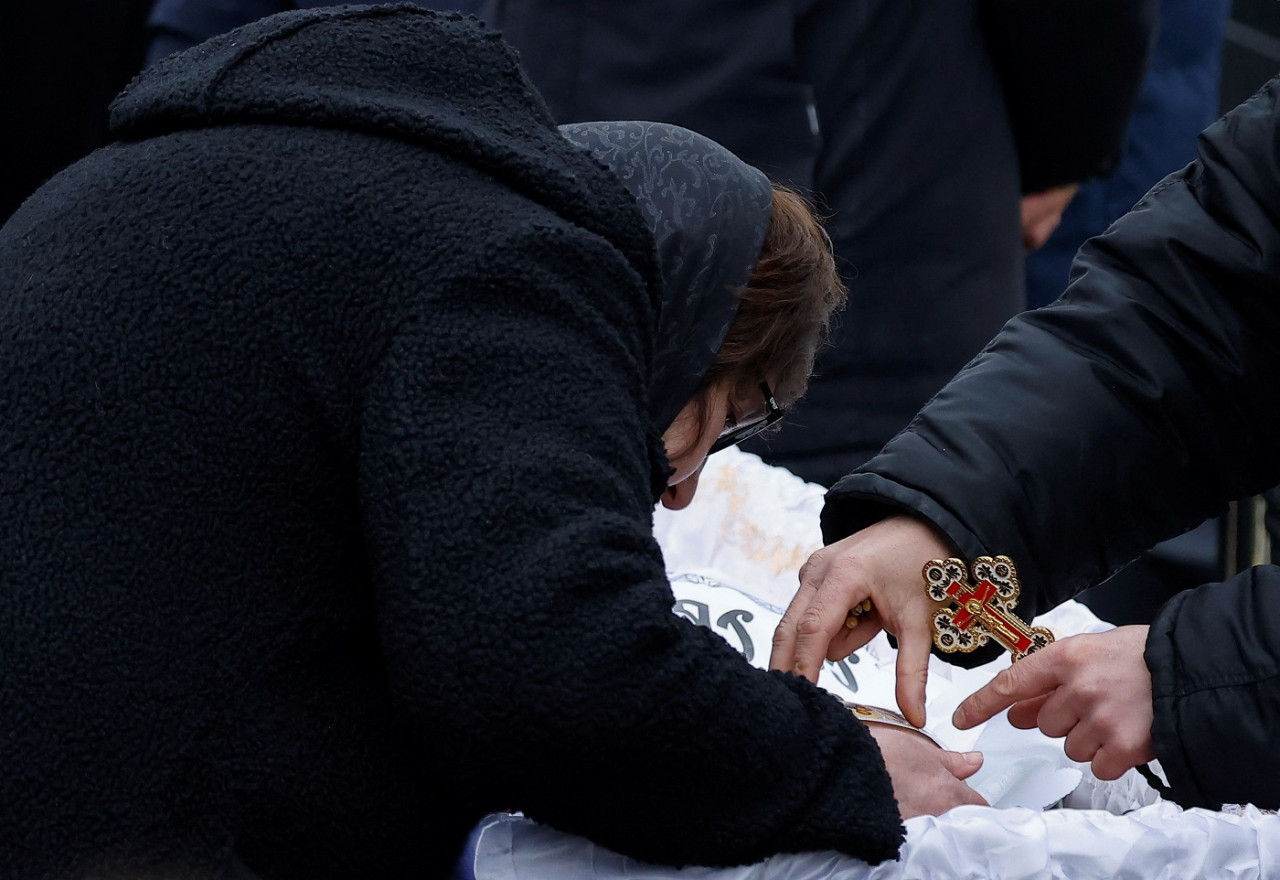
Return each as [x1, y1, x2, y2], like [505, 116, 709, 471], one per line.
[3, 0, 1280, 224]
[1065, 0, 1280, 625]
[1222, 0, 1280, 109]
[0, 0, 1276, 624]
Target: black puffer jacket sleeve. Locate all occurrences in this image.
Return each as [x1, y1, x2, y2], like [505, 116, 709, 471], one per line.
[824, 76, 1280, 805]
[1147, 567, 1280, 809]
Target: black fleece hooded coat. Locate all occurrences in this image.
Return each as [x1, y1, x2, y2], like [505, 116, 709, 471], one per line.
[0, 6, 899, 879]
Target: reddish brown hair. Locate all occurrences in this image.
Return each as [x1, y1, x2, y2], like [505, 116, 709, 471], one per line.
[689, 185, 846, 439]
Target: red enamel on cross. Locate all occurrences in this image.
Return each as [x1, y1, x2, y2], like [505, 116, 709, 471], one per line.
[925, 556, 1054, 660]
[941, 574, 1033, 653]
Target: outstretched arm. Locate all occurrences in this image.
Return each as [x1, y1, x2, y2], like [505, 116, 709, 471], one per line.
[822, 75, 1280, 627]
[783, 76, 1280, 733]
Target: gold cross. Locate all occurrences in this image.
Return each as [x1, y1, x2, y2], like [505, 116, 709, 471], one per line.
[923, 555, 1054, 660]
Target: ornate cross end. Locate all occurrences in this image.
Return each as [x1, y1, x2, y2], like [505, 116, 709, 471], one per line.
[922, 555, 1054, 660]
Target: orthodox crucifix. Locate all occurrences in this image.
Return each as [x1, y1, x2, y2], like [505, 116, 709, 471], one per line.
[923, 555, 1054, 660]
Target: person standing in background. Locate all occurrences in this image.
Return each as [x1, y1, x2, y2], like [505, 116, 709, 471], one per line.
[1026, 0, 1233, 310]
[1, 0, 153, 223]
[489, 0, 1157, 486]
[144, 0, 489, 66]
[1024, 0, 1233, 629]
[0, 0, 490, 227]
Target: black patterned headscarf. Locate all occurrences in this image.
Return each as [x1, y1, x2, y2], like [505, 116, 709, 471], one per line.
[559, 121, 774, 433]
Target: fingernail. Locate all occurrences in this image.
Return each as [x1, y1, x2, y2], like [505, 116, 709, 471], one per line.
[963, 751, 982, 765]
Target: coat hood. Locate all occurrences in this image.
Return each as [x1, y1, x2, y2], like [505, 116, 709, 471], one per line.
[106, 4, 781, 435]
[108, 4, 660, 319]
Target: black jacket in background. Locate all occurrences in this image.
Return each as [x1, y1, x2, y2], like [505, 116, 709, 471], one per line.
[0, 7, 901, 878]
[490, 0, 1156, 485]
[144, 0, 488, 67]
[824, 77, 1280, 812]
[1, 0, 153, 223]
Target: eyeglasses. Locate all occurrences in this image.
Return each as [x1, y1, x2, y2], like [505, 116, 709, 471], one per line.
[708, 381, 783, 456]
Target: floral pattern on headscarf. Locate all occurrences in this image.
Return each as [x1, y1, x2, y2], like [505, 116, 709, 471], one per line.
[559, 121, 773, 432]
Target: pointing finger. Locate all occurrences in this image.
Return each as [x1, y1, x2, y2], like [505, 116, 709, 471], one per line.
[788, 587, 865, 683]
[769, 555, 828, 672]
[894, 614, 935, 729]
[953, 649, 1061, 730]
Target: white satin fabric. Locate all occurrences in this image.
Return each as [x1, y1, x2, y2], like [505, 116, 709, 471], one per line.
[475, 801, 1280, 880]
